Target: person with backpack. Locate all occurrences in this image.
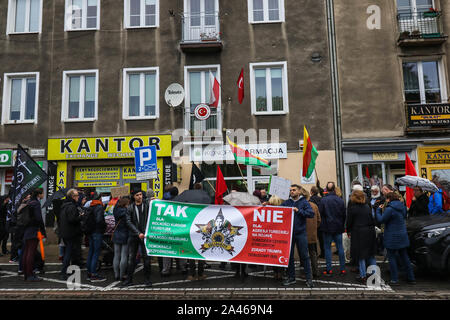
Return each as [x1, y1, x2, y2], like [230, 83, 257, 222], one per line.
[428, 189, 444, 215]
[85, 193, 107, 282]
[22, 188, 47, 281]
[59, 189, 83, 280]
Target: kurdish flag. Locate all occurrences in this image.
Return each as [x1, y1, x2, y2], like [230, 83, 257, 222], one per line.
[226, 136, 271, 168]
[302, 126, 319, 179]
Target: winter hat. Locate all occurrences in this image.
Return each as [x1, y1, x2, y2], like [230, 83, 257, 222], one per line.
[352, 185, 364, 192]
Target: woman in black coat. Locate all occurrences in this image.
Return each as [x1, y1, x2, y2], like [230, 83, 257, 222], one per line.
[112, 197, 130, 281]
[346, 190, 377, 283]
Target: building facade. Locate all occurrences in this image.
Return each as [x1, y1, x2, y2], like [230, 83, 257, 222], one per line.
[334, 0, 450, 197]
[0, 1, 338, 201]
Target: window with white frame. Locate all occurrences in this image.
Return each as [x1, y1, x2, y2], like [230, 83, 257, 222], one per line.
[397, 0, 435, 15]
[2, 72, 39, 124]
[248, 0, 285, 23]
[402, 60, 447, 104]
[125, 0, 159, 28]
[184, 65, 221, 136]
[61, 70, 98, 122]
[65, 0, 99, 31]
[123, 67, 159, 120]
[7, 0, 42, 34]
[250, 62, 288, 114]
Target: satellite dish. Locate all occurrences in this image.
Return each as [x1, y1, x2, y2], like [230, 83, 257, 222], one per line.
[165, 83, 185, 107]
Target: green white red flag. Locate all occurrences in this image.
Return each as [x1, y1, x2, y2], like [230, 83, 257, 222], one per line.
[302, 126, 319, 179]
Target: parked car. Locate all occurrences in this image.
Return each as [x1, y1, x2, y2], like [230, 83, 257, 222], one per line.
[407, 213, 450, 274]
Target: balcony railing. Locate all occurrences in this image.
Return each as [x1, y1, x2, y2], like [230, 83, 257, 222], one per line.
[406, 102, 450, 130]
[180, 12, 222, 52]
[397, 12, 447, 46]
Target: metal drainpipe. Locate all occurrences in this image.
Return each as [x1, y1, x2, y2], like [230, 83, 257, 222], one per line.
[326, 0, 344, 192]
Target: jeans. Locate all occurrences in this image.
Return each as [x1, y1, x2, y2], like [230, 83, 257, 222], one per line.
[60, 236, 82, 275]
[308, 243, 319, 277]
[386, 248, 415, 282]
[358, 256, 377, 278]
[127, 237, 151, 282]
[113, 243, 128, 280]
[323, 232, 346, 272]
[189, 260, 205, 276]
[288, 232, 312, 280]
[23, 239, 38, 279]
[86, 232, 103, 276]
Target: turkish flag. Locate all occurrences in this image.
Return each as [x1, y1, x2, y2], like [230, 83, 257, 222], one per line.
[215, 166, 227, 205]
[237, 68, 244, 104]
[209, 71, 220, 108]
[405, 153, 418, 208]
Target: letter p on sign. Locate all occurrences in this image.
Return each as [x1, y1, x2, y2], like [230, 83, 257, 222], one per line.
[139, 149, 152, 167]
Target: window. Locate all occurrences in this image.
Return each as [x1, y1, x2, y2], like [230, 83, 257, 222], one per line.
[183, 0, 219, 42]
[61, 70, 98, 122]
[248, 0, 285, 23]
[7, 0, 42, 34]
[125, 0, 159, 28]
[65, 0, 99, 31]
[250, 62, 289, 114]
[123, 67, 159, 120]
[184, 65, 221, 136]
[402, 60, 447, 104]
[2, 72, 39, 124]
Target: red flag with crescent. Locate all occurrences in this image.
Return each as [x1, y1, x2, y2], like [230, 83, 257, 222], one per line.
[237, 68, 244, 104]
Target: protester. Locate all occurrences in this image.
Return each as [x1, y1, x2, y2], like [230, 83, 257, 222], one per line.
[319, 182, 347, 277]
[282, 184, 314, 288]
[122, 190, 152, 287]
[161, 186, 180, 277]
[376, 192, 416, 285]
[267, 195, 284, 280]
[428, 188, 443, 215]
[369, 185, 385, 255]
[22, 188, 46, 281]
[0, 195, 10, 256]
[253, 190, 262, 203]
[309, 187, 323, 257]
[85, 193, 107, 282]
[112, 196, 130, 282]
[15, 195, 31, 275]
[59, 189, 83, 280]
[346, 190, 377, 283]
[303, 189, 322, 278]
[408, 187, 430, 218]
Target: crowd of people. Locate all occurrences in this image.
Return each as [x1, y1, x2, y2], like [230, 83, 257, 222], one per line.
[0, 179, 447, 287]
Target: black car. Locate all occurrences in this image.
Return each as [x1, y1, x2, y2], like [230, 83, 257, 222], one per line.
[407, 213, 450, 274]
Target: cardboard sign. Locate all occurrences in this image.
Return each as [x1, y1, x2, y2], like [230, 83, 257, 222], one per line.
[268, 176, 291, 200]
[110, 185, 130, 198]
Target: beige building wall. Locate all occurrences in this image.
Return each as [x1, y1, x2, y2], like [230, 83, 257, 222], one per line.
[278, 150, 337, 190]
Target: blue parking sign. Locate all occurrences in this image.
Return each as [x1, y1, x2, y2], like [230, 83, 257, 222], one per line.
[134, 146, 157, 180]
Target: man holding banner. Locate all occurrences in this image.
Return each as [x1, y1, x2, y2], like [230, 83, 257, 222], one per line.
[282, 184, 315, 288]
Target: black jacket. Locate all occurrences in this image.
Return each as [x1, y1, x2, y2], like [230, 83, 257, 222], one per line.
[126, 201, 150, 239]
[112, 206, 129, 244]
[59, 198, 82, 239]
[346, 203, 377, 260]
[23, 198, 46, 241]
[409, 193, 430, 218]
[88, 201, 106, 234]
[319, 192, 346, 234]
[310, 195, 322, 208]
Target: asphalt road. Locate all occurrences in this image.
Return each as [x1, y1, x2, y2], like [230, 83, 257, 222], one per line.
[0, 246, 448, 300]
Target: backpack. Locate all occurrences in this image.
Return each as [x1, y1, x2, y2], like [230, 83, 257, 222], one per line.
[16, 205, 34, 228]
[80, 207, 96, 235]
[442, 191, 450, 212]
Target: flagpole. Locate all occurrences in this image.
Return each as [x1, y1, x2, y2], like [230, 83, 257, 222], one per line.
[236, 162, 249, 192]
[206, 179, 216, 193]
